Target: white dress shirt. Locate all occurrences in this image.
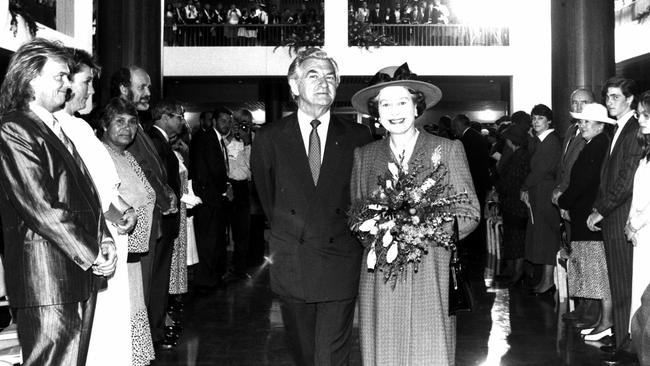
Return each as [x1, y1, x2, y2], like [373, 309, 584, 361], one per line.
[297, 109, 330, 164]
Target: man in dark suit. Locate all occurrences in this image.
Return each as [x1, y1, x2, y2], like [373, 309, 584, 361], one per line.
[369, 2, 382, 24]
[252, 48, 372, 366]
[110, 66, 178, 348]
[552, 88, 595, 324]
[189, 106, 231, 291]
[587, 77, 643, 359]
[451, 114, 489, 273]
[146, 98, 184, 348]
[0, 38, 117, 365]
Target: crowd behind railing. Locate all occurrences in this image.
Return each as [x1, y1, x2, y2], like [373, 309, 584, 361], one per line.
[164, 0, 508, 47]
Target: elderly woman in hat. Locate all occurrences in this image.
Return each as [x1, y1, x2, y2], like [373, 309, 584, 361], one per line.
[558, 103, 614, 341]
[495, 124, 530, 286]
[350, 63, 479, 366]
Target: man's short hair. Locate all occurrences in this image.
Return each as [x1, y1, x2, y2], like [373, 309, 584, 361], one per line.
[0, 38, 70, 114]
[212, 106, 233, 119]
[453, 114, 470, 127]
[602, 77, 639, 109]
[286, 48, 340, 86]
[570, 88, 595, 102]
[109, 67, 132, 98]
[66, 47, 101, 78]
[152, 97, 183, 121]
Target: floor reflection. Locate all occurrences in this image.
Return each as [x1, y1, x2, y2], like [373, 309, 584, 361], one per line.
[152, 267, 622, 366]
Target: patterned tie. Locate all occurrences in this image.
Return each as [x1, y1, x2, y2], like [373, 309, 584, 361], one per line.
[308, 119, 321, 185]
[221, 137, 230, 172]
[52, 116, 75, 155]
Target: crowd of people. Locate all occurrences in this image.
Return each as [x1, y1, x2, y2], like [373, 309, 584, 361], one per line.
[3, 36, 650, 366]
[421, 78, 650, 364]
[164, 0, 325, 46]
[352, 0, 452, 25]
[0, 38, 262, 365]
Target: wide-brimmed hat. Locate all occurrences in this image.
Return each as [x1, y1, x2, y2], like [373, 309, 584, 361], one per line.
[502, 123, 529, 147]
[351, 63, 442, 115]
[570, 103, 616, 124]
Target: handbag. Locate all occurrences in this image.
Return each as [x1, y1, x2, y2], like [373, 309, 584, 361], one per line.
[449, 218, 474, 315]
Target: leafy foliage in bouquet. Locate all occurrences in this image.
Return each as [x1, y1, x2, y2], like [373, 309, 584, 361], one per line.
[274, 20, 324, 56]
[349, 146, 477, 288]
[348, 14, 396, 49]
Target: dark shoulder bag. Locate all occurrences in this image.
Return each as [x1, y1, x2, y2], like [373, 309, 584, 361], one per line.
[449, 217, 474, 315]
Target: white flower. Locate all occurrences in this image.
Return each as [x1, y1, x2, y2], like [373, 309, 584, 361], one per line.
[386, 242, 398, 263]
[367, 247, 377, 269]
[420, 178, 436, 192]
[388, 162, 399, 179]
[369, 226, 378, 235]
[368, 204, 385, 211]
[385, 180, 393, 190]
[412, 216, 420, 225]
[378, 220, 395, 230]
[402, 162, 409, 173]
[359, 217, 378, 232]
[382, 230, 393, 247]
[431, 145, 442, 167]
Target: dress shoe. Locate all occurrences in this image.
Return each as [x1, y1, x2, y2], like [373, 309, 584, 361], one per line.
[580, 327, 595, 335]
[584, 328, 612, 341]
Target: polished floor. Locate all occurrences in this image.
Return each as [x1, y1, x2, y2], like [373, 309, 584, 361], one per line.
[152, 262, 633, 366]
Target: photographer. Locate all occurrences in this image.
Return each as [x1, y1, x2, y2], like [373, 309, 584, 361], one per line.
[224, 109, 253, 281]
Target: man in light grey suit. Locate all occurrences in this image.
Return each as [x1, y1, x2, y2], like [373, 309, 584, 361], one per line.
[0, 38, 117, 366]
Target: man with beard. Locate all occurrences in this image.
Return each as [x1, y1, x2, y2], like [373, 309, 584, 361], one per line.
[110, 66, 179, 349]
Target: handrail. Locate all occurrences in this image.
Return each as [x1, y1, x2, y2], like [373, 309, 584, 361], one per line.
[164, 23, 509, 47]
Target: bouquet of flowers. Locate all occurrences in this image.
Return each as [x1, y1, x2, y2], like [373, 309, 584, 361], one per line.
[349, 146, 477, 287]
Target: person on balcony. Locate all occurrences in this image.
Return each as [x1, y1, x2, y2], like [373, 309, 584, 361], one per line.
[369, 2, 382, 24]
[184, 0, 199, 24]
[356, 1, 370, 23]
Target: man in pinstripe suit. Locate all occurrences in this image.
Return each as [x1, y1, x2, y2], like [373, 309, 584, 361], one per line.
[587, 77, 643, 359]
[0, 39, 117, 366]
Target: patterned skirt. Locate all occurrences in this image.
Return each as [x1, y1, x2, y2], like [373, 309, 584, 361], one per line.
[129, 262, 156, 366]
[567, 241, 611, 299]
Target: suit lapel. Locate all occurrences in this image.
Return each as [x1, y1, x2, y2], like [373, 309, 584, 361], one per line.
[611, 117, 638, 158]
[317, 116, 345, 191]
[280, 114, 316, 193]
[25, 111, 100, 209]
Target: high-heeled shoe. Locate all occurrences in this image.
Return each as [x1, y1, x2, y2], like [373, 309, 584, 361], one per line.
[583, 328, 612, 341]
[530, 285, 556, 297]
[580, 327, 595, 335]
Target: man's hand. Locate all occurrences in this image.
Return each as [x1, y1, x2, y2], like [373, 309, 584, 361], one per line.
[225, 183, 234, 202]
[163, 192, 179, 215]
[116, 208, 137, 234]
[551, 189, 562, 206]
[93, 241, 118, 277]
[586, 210, 603, 232]
[560, 208, 570, 221]
[625, 221, 638, 245]
[520, 190, 529, 206]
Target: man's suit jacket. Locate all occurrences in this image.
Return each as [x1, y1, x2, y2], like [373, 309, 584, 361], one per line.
[460, 128, 490, 204]
[595, 117, 642, 224]
[147, 126, 181, 239]
[369, 8, 382, 24]
[0, 110, 108, 308]
[251, 113, 373, 303]
[555, 122, 586, 193]
[189, 128, 229, 206]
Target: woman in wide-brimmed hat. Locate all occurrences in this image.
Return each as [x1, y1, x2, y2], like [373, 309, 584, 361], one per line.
[557, 103, 615, 342]
[350, 63, 480, 366]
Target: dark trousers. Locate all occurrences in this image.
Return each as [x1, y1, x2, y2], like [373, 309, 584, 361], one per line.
[603, 225, 634, 348]
[147, 215, 177, 342]
[141, 209, 162, 307]
[16, 290, 97, 366]
[280, 297, 356, 366]
[193, 202, 228, 287]
[229, 179, 251, 273]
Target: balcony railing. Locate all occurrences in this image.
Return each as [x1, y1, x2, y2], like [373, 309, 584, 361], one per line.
[352, 24, 509, 47]
[164, 24, 319, 47]
[164, 23, 508, 47]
